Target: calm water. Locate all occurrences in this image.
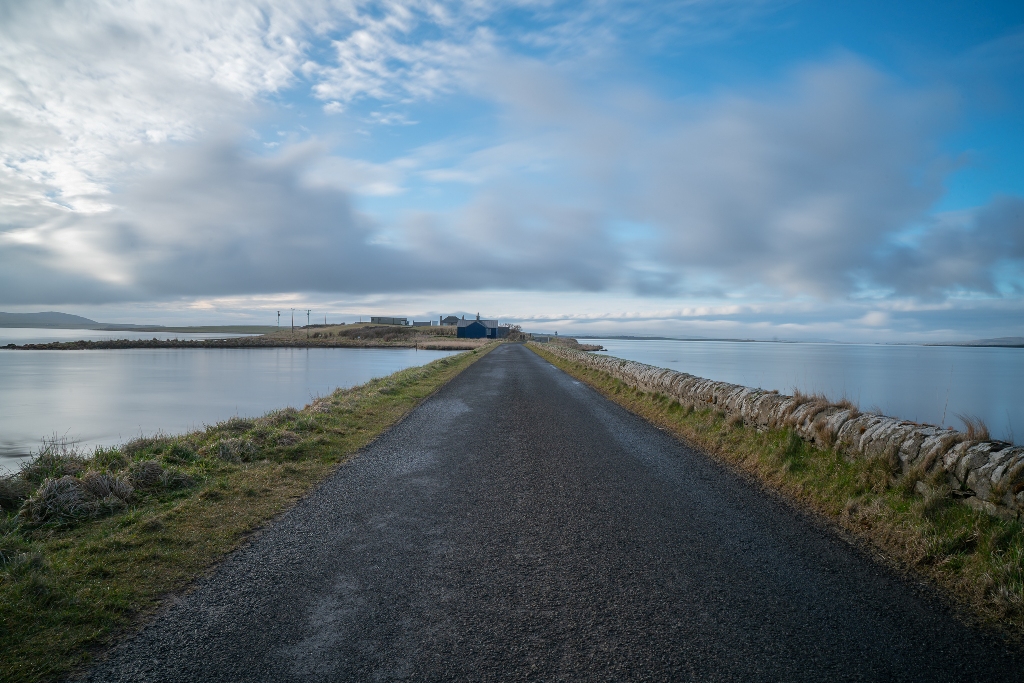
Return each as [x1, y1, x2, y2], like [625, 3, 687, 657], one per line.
[591, 339, 1023, 443]
[0, 346, 459, 473]
[0, 327, 258, 345]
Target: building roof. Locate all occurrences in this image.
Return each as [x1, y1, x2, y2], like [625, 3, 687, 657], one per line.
[457, 318, 497, 328]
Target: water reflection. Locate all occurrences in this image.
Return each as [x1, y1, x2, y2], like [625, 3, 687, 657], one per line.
[0, 347, 459, 473]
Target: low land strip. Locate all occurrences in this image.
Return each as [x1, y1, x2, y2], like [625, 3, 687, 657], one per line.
[529, 342, 1024, 639]
[71, 343, 1024, 680]
[3, 323, 487, 351]
[0, 344, 495, 683]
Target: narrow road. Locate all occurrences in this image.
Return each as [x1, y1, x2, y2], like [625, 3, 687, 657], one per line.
[83, 344, 1023, 681]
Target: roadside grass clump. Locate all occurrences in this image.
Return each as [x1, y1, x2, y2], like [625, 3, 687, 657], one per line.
[0, 343, 496, 683]
[18, 473, 134, 526]
[18, 437, 87, 483]
[529, 343, 1024, 639]
[957, 413, 992, 443]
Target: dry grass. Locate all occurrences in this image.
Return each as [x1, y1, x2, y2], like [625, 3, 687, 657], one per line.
[0, 344, 497, 683]
[16, 322, 476, 351]
[266, 323, 482, 349]
[957, 413, 992, 442]
[530, 344, 1024, 640]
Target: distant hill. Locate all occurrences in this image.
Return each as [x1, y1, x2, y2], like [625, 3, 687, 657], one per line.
[0, 311, 114, 329]
[0, 312, 273, 334]
[926, 337, 1024, 348]
[958, 337, 1024, 347]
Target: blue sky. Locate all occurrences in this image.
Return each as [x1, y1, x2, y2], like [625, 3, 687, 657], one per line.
[0, 0, 1022, 340]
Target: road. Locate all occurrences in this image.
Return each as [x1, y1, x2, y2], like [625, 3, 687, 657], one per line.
[82, 343, 1023, 681]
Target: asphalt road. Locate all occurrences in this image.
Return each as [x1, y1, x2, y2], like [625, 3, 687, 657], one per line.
[81, 343, 1024, 681]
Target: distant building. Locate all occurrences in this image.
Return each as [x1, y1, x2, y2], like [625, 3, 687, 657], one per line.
[439, 315, 460, 326]
[456, 314, 508, 339]
[370, 316, 408, 326]
[412, 321, 432, 327]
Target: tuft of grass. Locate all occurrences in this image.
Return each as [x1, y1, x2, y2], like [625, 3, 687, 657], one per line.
[957, 413, 992, 443]
[529, 343, 1024, 639]
[0, 343, 497, 683]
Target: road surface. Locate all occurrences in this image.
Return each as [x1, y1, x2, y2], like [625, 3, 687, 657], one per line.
[82, 343, 1023, 681]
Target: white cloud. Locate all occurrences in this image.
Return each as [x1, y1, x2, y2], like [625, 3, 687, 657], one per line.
[0, 0, 1021, 341]
[304, 153, 411, 196]
[872, 196, 1024, 297]
[0, 0, 325, 215]
[367, 111, 418, 125]
[860, 311, 889, 327]
[405, 57, 968, 299]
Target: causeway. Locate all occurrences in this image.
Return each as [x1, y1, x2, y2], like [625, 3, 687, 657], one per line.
[81, 344, 1023, 681]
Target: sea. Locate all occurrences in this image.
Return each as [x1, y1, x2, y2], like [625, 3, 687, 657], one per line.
[0, 329, 459, 473]
[588, 338, 1022, 444]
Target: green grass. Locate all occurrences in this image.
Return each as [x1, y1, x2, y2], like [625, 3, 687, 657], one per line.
[0, 344, 497, 682]
[529, 344, 1024, 639]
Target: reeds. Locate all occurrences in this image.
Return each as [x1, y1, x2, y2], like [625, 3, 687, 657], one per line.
[957, 413, 991, 442]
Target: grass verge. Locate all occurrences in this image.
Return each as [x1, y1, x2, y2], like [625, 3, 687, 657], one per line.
[529, 344, 1024, 640]
[0, 344, 496, 682]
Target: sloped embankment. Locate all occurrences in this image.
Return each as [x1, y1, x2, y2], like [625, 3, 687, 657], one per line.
[0, 345, 496, 683]
[535, 343, 1024, 520]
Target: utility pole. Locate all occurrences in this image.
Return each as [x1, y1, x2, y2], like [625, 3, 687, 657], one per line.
[291, 308, 294, 334]
[277, 311, 280, 328]
[306, 310, 311, 338]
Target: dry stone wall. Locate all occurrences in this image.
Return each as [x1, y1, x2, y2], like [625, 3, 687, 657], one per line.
[535, 342, 1024, 519]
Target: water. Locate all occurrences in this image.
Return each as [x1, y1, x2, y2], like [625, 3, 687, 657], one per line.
[590, 339, 1023, 443]
[0, 327, 258, 346]
[0, 346, 459, 473]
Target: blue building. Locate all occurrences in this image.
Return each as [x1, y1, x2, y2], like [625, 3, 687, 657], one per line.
[456, 314, 506, 339]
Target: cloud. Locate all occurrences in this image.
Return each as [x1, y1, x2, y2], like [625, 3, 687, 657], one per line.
[0, 137, 622, 303]
[0, 0, 1020, 343]
[15, 141, 433, 302]
[409, 56, 972, 298]
[875, 195, 1024, 298]
[0, 1, 302, 173]
[3, 54, 1019, 313]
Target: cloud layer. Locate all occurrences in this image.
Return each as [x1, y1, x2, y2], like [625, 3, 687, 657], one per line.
[0, 0, 1021, 338]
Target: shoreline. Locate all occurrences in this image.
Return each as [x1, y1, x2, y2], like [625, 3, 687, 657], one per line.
[3, 338, 483, 351]
[1, 325, 489, 352]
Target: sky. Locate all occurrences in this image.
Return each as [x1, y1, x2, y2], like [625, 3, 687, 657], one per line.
[0, 0, 1022, 341]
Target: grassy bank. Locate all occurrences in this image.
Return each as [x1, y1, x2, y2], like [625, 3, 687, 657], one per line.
[529, 343, 1024, 640]
[0, 344, 496, 682]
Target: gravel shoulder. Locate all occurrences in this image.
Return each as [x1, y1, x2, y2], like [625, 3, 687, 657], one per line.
[79, 343, 1024, 682]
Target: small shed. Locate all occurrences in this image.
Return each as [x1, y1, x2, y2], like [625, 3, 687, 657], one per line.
[370, 316, 408, 326]
[440, 315, 460, 326]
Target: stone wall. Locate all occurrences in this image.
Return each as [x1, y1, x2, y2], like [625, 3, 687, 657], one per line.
[534, 342, 1024, 519]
